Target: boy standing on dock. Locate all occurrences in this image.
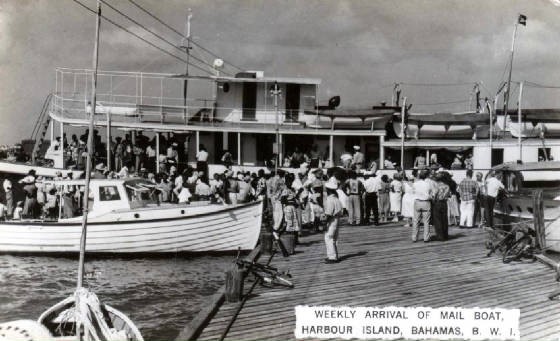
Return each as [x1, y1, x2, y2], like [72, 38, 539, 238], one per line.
[324, 179, 343, 263]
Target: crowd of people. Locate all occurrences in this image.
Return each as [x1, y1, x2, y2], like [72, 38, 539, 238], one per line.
[0, 139, 510, 264]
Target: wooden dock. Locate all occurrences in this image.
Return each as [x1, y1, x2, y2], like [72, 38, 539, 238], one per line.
[182, 223, 560, 341]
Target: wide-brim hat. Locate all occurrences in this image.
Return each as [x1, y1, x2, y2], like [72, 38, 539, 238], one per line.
[95, 163, 106, 171]
[353, 145, 360, 150]
[325, 178, 338, 190]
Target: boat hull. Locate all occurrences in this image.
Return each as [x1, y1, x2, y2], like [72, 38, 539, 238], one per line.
[493, 194, 560, 252]
[0, 201, 263, 254]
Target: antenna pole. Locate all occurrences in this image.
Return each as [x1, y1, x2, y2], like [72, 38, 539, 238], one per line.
[77, 0, 101, 290]
[181, 9, 192, 120]
[400, 97, 407, 169]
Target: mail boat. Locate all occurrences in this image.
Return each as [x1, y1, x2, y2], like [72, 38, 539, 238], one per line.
[491, 161, 560, 252]
[0, 178, 263, 254]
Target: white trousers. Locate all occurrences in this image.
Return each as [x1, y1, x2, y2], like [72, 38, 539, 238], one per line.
[460, 199, 475, 227]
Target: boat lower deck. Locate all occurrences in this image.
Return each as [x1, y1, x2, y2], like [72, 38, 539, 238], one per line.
[192, 223, 560, 341]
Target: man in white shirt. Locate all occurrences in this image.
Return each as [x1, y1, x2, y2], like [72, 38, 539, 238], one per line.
[412, 170, 433, 242]
[484, 172, 506, 228]
[363, 173, 380, 225]
[196, 144, 209, 182]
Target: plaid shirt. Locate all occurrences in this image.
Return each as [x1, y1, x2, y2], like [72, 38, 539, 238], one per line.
[458, 178, 478, 201]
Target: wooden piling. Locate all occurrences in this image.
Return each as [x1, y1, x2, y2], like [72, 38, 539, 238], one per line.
[533, 189, 545, 250]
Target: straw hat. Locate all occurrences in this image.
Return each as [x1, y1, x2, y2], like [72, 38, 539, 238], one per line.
[353, 145, 360, 151]
[325, 178, 338, 190]
[95, 163, 106, 171]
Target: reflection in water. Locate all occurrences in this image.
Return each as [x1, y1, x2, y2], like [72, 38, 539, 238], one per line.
[0, 254, 232, 340]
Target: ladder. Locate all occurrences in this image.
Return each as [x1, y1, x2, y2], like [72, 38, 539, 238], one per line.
[30, 94, 54, 164]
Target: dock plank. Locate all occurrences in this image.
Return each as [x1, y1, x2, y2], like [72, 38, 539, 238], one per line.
[189, 223, 560, 341]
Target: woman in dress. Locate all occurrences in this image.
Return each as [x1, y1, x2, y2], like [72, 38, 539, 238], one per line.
[389, 173, 403, 222]
[401, 171, 416, 228]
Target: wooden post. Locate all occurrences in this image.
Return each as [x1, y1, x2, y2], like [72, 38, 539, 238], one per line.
[533, 189, 545, 251]
[237, 132, 241, 166]
[379, 135, 385, 170]
[156, 132, 160, 173]
[225, 263, 246, 302]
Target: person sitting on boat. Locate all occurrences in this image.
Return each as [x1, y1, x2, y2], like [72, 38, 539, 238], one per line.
[414, 153, 427, 169]
[224, 170, 240, 205]
[154, 173, 170, 203]
[464, 154, 474, 170]
[194, 178, 212, 201]
[177, 186, 192, 204]
[13, 201, 23, 220]
[309, 144, 321, 168]
[384, 155, 396, 169]
[0, 201, 7, 221]
[451, 154, 463, 169]
[92, 163, 106, 179]
[237, 174, 254, 203]
[117, 165, 129, 179]
[221, 149, 233, 169]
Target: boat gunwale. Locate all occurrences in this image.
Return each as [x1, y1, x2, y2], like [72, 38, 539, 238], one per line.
[0, 200, 263, 226]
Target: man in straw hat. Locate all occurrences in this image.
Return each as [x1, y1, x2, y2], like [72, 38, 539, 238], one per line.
[92, 163, 106, 179]
[323, 178, 343, 263]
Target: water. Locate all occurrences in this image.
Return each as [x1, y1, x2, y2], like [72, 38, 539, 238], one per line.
[0, 254, 234, 340]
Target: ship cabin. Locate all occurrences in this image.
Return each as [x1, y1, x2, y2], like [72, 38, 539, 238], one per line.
[39, 68, 389, 174]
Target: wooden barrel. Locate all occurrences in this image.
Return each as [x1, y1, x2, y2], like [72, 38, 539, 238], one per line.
[225, 264, 246, 302]
[280, 232, 296, 255]
[260, 230, 274, 255]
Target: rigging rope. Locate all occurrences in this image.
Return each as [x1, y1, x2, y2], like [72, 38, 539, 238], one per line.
[70, 0, 213, 76]
[127, 0, 243, 72]
[99, 0, 232, 76]
[400, 82, 476, 87]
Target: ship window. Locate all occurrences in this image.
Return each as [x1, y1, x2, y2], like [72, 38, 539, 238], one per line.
[99, 186, 121, 201]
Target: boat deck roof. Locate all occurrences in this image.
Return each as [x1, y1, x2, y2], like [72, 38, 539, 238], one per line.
[191, 223, 560, 341]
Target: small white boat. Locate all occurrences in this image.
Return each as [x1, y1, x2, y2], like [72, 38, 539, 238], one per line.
[0, 178, 263, 254]
[393, 111, 491, 139]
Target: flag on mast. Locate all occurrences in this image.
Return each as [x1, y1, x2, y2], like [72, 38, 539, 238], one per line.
[518, 14, 527, 26]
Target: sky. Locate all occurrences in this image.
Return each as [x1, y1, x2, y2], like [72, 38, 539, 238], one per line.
[1, 0, 560, 144]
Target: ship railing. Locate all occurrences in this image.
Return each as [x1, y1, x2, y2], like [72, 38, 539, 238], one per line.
[51, 68, 374, 132]
[50, 95, 368, 131]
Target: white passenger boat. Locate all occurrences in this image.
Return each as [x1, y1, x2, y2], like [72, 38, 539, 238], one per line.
[0, 178, 263, 254]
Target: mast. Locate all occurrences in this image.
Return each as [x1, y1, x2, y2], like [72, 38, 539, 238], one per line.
[271, 82, 281, 173]
[517, 81, 524, 160]
[77, 0, 101, 289]
[400, 97, 407, 170]
[503, 14, 526, 128]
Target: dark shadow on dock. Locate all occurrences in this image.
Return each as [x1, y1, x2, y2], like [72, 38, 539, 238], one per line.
[338, 251, 368, 262]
